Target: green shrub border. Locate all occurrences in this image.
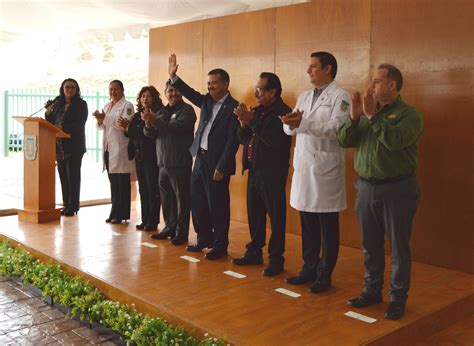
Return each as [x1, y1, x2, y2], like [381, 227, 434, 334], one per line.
[0, 240, 226, 346]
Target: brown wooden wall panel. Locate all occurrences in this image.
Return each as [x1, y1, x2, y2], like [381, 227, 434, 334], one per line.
[275, 0, 371, 95]
[149, 20, 203, 107]
[371, 0, 474, 273]
[148, 0, 473, 273]
[202, 10, 277, 224]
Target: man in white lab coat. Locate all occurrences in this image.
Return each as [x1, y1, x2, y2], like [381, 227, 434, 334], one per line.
[281, 51, 350, 293]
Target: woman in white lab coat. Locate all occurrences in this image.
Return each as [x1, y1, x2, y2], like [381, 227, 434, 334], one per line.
[93, 80, 135, 224]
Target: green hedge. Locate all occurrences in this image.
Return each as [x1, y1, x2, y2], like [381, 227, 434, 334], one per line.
[0, 241, 226, 346]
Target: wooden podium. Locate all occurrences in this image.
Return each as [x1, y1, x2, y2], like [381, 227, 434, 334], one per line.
[13, 117, 70, 223]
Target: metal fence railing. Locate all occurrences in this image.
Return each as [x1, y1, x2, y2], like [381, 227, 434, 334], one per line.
[3, 89, 137, 160]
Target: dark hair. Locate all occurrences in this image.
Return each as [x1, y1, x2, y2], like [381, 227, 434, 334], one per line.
[378, 64, 403, 91]
[109, 79, 124, 90]
[165, 80, 173, 91]
[59, 78, 81, 100]
[136, 86, 164, 113]
[208, 68, 230, 83]
[164, 80, 181, 94]
[310, 51, 338, 79]
[259, 72, 282, 98]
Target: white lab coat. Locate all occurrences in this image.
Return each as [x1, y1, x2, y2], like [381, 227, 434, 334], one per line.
[284, 80, 350, 212]
[98, 97, 135, 174]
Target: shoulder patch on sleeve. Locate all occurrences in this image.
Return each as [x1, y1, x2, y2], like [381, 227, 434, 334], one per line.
[127, 107, 133, 116]
[340, 100, 349, 112]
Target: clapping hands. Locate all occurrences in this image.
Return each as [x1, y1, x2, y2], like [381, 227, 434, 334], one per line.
[233, 103, 255, 128]
[92, 109, 105, 125]
[141, 107, 157, 128]
[279, 109, 304, 128]
[116, 117, 130, 130]
[351, 86, 377, 121]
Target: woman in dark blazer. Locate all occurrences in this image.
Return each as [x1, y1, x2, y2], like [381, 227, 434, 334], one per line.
[45, 78, 88, 216]
[118, 86, 164, 231]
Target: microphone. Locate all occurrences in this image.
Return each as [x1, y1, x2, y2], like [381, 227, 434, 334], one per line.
[27, 96, 60, 117]
[45, 96, 60, 109]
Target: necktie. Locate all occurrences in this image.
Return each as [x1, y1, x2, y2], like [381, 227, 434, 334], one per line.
[312, 88, 323, 109]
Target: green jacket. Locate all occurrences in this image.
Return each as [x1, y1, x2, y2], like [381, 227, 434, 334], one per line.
[337, 96, 423, 179]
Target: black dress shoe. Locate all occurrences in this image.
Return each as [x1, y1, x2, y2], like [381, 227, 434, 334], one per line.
[110, 219, 123, 224]
[186, 243, 212, 252]
[286, 273, 316, 285]
[385, 301, 406, 320]
[63, 209, 77, 217]
[136, 223, 146, 230]
[144, 225, 158, 232]
[232, 255, 263, 266]
[309, 278, 331, 293]
[151, 228, 174, 239]
[170, 237, 187, 246]
[205, 249, 227, 260]
[263, 263, 284, 277]
[105, 218, 112, 223]
[347, 293, 383, 308]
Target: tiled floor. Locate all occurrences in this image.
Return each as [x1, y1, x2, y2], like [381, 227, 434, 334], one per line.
[0, 276, 122, 345]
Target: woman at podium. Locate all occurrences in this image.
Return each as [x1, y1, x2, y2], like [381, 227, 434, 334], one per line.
[117, 86, 164, 231]
[45, 78, 88, 217]
[93, 80, 135, 224]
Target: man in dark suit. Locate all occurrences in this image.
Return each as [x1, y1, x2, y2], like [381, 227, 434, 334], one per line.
[232, 72, 292, 276]
[168, 53, 239, 260]
[143, 82, 197, 246]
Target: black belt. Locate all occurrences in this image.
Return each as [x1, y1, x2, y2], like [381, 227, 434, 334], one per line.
[360, 173, 413, 185]
[198, 148, 208, 156]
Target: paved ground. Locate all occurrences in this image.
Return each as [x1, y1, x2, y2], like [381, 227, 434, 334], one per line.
[0, 276, 122, 345]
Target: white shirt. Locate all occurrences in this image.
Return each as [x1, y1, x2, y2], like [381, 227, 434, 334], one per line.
[200, 93, 228, 150]
[170, 75, 228, 150]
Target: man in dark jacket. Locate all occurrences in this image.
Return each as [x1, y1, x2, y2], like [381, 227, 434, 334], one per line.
[232, 72, 292, 276]
[143, 82, 197, 245]
[168, 53, 240, 260]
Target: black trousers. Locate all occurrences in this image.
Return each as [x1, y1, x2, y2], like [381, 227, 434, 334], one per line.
[57, 153, 84, 212]
[299, 211, 340, 281]
[245, 173, 287, 265]
[136, 158, 160, 228]
[104, 151, 131, 220]
[159, 166, 191, 240]
[190, 155, 230, 251]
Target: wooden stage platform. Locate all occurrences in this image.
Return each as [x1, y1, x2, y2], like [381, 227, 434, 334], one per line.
[1, 203, 473, 345]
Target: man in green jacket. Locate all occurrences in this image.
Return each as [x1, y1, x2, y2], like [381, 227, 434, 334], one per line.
[338, 64, 423, 320]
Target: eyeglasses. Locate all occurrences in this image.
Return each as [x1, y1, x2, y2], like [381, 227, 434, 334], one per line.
[254, 86, 268, 94]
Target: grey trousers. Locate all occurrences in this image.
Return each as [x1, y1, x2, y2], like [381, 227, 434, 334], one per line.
[355, 176, 420, 302]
